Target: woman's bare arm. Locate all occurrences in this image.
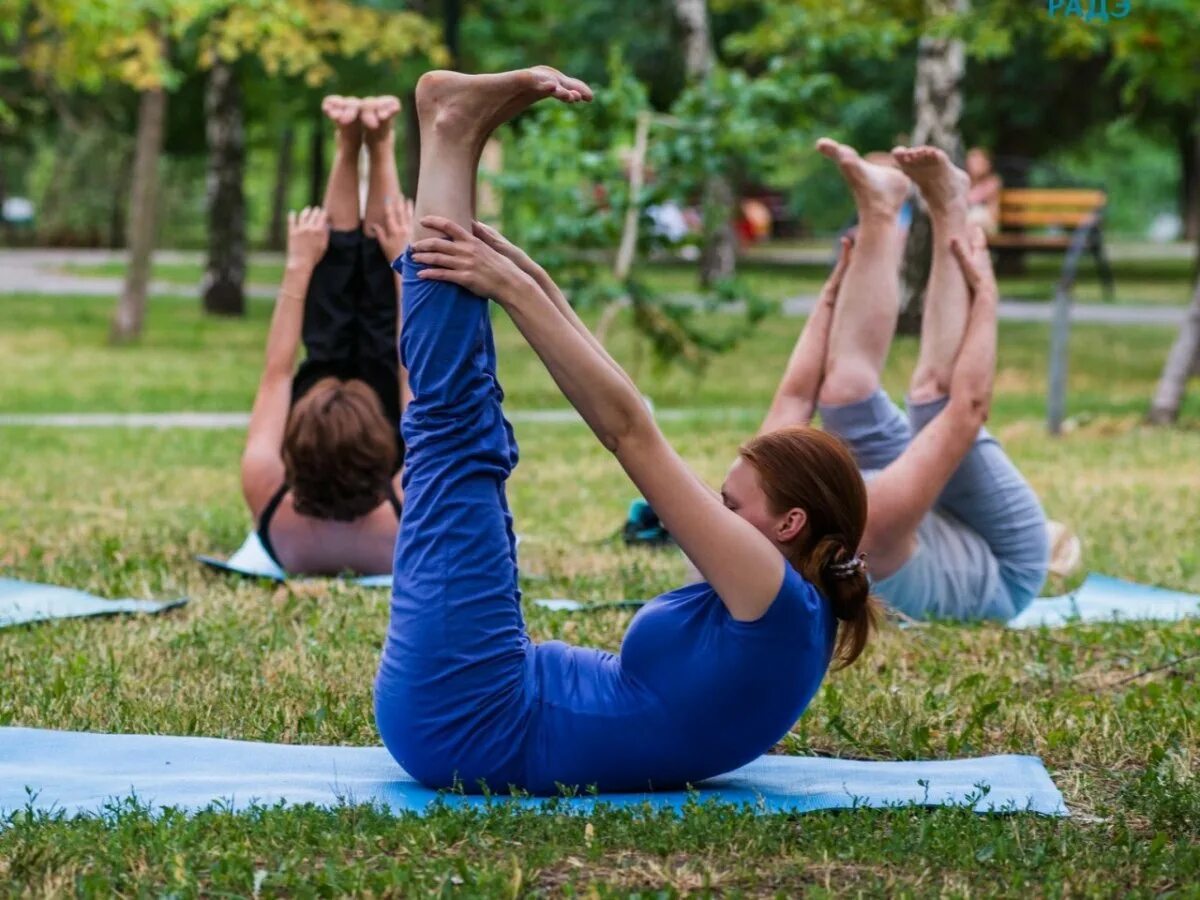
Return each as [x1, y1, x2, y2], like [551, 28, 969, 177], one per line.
[760, 236, 853, 435]
[241, 207, 330, 518]
[861, 226, 998, 577]
[412, 216, 787, 621]
[470, 219, 641, 395]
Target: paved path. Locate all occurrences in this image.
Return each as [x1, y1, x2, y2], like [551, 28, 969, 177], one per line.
[781, 296, 1187, 326]
[0, 248, 278, 299]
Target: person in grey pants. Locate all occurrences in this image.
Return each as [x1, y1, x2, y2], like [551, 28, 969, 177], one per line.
[758, 138, 1049, 621]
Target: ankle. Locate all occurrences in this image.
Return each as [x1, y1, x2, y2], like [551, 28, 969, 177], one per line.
[909, 371, 951, 404]
[926, 199, 968, 226]
[366, 133, 396, 155]
[335, 132, 363, 156]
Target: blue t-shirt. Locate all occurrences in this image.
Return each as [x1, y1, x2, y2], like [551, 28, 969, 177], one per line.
[521, 564, 837, 793]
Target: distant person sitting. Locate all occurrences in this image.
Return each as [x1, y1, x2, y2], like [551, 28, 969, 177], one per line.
[240, 96, 412, 577]
[966, 147, 1003, 235]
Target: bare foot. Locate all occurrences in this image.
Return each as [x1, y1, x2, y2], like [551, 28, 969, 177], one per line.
[322, 95, 363, 148]
[362, 95, 402, 146]
[816, 138, 910, 219]
[415, 67, 592, 146]
[891, 145, 970, 216]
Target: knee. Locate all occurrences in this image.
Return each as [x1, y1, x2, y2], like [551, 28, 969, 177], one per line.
[908, 366, 953, 406]
[819, 361, 880, 408]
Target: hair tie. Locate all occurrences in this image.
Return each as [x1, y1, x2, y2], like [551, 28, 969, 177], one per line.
[828, 552, 867, 580]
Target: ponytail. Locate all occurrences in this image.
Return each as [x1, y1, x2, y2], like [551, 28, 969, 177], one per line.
[740, 427, 878, 669]
[806, 536, 879, 669]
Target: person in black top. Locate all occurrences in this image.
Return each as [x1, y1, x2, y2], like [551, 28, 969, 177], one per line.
[240, 95, 412, 576]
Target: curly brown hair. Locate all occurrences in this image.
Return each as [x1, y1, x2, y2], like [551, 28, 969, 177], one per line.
[282, 377, 398, 521]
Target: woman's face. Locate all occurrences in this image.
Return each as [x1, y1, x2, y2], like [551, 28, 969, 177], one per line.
[722, 457, 806, 546]
[966, 149, 991, 180]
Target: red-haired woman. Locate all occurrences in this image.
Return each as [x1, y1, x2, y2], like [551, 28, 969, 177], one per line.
[372, 68, 882, 795]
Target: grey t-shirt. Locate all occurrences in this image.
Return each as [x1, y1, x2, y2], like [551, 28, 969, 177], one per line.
[862, 469, 1014, 622]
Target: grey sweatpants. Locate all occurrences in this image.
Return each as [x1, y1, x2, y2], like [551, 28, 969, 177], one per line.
[820, 390, 1049, 621]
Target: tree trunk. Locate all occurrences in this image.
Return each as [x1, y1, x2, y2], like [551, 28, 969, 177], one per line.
[1148, 276, 1200, 424]
[110, 86, 167, 343]
[308, 106, 326, 206]
[897, 0, 968, 334]
[1179, 116, 1199, 243]
[674, 0, 737, 287]
[266, 124, 294, 251]
[202, 61, 246, 316]
[108, 144, 134, 249]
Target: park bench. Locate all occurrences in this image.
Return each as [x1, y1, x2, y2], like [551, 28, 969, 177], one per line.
[990, 187, 1115, 302]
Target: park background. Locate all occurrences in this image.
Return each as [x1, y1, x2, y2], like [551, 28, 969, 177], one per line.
[2, 0, 1199, 895]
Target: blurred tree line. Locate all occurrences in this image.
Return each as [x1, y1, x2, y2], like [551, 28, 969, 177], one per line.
[0, 0, 1196, 382]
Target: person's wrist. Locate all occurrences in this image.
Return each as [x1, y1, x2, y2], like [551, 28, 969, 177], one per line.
[495, 270, 536, 307]
[285, 256, 317, 274]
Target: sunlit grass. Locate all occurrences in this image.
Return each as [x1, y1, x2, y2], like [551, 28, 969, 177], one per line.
[0, 287, 1198, 894]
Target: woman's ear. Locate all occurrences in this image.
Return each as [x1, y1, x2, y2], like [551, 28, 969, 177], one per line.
[777, 508, 807, 543]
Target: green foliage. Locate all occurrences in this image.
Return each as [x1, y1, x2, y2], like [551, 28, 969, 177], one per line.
[25, 124, 134, 246]
[5, 0, 447, 93]
[494, 55, 843, 370]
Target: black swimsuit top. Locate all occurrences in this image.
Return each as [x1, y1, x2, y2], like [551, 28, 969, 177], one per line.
[256, 483, 403, 571]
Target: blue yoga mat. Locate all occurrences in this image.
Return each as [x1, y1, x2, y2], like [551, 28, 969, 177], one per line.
[1006, 574, 1200, 628]
[0, 727, 1066, 818]
[0, 579, 186, 629]
[535, 574, 1200, 628]
[197, 532, 392, 588]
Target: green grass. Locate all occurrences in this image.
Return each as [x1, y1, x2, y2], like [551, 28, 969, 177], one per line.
[1, 290, 1199, 895]
[59, 260, 288, 287]
[61, 252, 1197, 306]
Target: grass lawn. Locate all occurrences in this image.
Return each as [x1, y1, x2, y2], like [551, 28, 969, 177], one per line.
[60, 251, 1198, 306]
[1, 289, 1198, 895]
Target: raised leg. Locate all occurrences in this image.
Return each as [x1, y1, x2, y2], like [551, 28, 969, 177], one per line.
[355, 96, 405, 433]
[375, 67, 591, 791]
[320, 96, 363, 229]
[362, 95, 404, 235]
[814, 139, 911, 407]
[409, 67, 589, 243]
[893, 146, 972, 404]
[907, 399, 1050, 613]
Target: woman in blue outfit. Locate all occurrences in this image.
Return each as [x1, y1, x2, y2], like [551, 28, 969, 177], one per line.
[373, 67, 881, 795]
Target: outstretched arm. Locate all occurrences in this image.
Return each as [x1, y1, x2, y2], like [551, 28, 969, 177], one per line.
[470, 219, 640, 396]
[241, 207, 329, 517]
[412, 217, 788, 621]
[861, 226, 999, 577]
[760, 236, 853, 435]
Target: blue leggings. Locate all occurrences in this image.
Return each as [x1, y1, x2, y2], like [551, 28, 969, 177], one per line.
[374, 250, 833, 793]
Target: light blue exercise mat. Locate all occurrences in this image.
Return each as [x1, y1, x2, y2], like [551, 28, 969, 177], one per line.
[0, 579, 186, 630]
[535, 574, 1200, 628]
[1006, 574, 1200, 628]
[0, 727, 1066, 819]
[197, 532, 392, 588]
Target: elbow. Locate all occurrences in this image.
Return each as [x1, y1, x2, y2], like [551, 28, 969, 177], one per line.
[947, 388, 992, 431]
[605, 402, 657, 457]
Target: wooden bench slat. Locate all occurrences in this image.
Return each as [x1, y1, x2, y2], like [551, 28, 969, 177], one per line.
[1000, 188, 1107, 208]
[999, 209, 1101, 228]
